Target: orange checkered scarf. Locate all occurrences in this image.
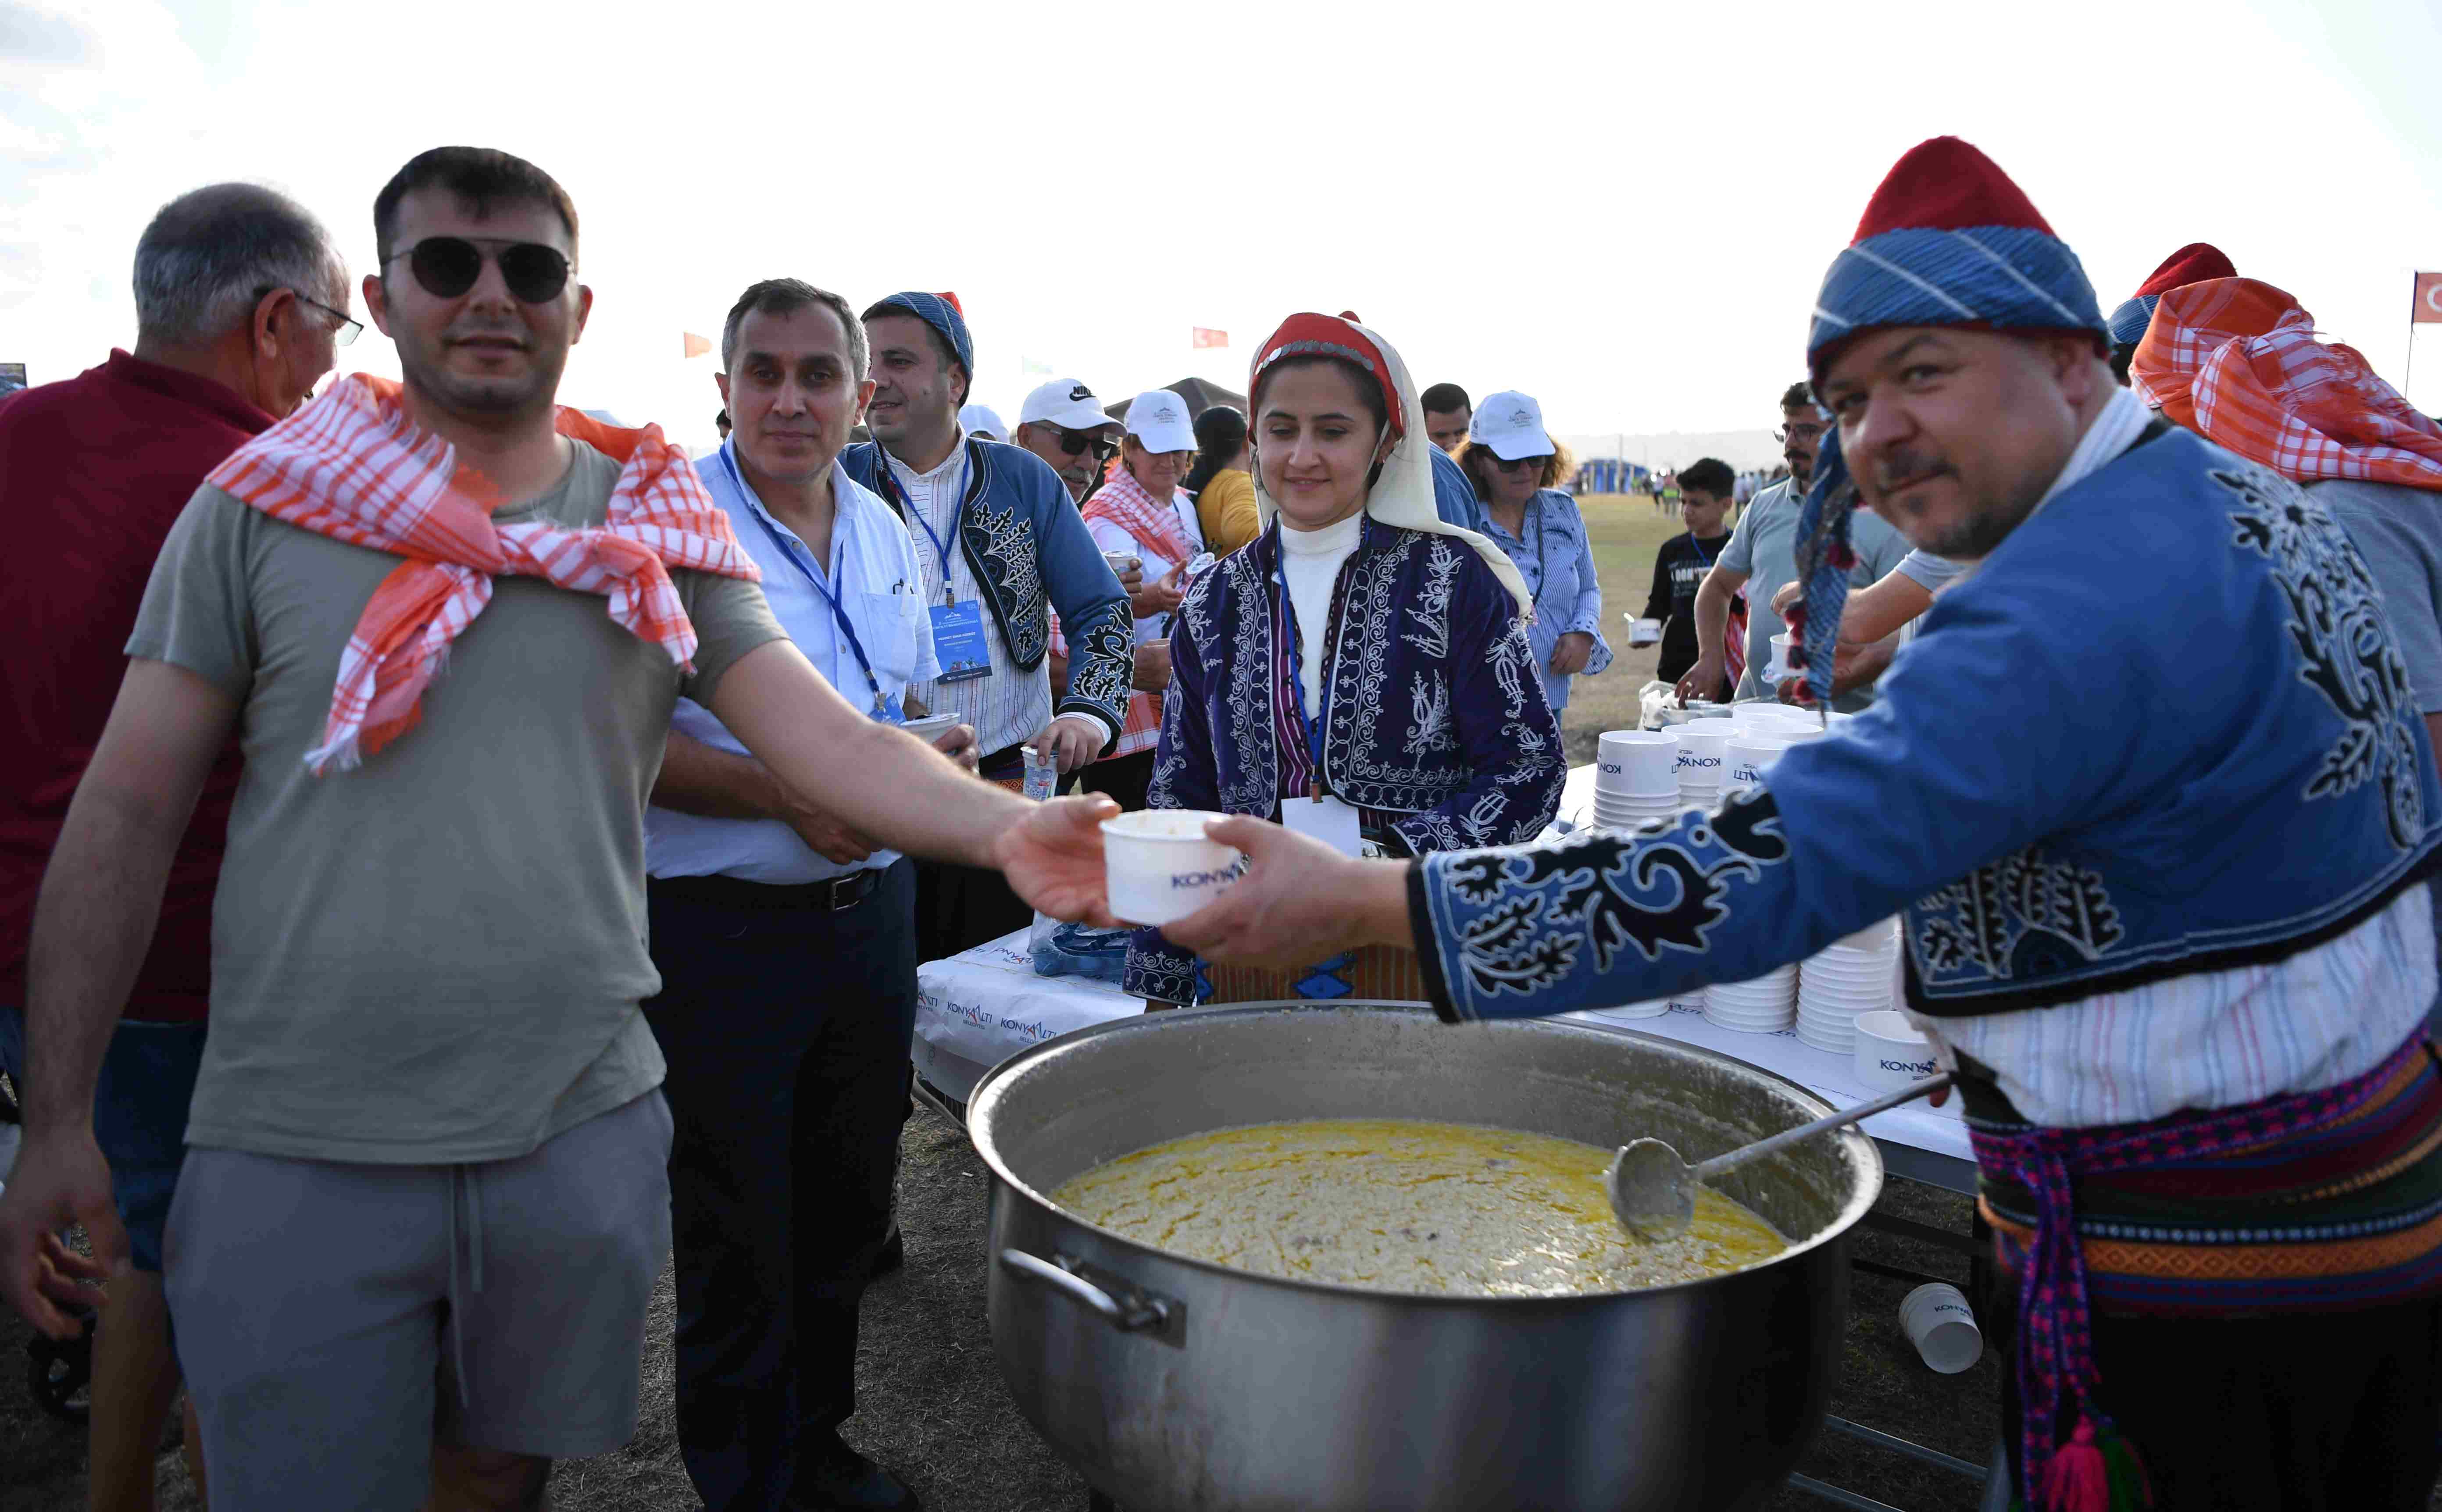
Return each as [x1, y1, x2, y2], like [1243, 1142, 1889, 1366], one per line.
[206, 374, 760, 774]
[2131, 277, 2442, 490]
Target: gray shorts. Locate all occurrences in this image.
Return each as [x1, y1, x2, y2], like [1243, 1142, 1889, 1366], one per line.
[164, 1091, 673, 1511]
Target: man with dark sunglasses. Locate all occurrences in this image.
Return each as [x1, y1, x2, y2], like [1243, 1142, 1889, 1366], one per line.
[1012, 375, 1122, 503]
[0, 146, 1122, 1512]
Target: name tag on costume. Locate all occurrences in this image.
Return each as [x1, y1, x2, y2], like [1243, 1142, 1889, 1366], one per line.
[930, 599, 992, 683]
[1279, 795, 1363, 857]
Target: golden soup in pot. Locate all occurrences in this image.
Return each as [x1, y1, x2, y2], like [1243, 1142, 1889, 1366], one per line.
[1051, 1118, 1787, 1296]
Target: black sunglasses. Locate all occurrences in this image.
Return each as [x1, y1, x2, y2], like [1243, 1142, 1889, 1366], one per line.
[1041, 426, 1117, 461]
[385, 237, 572, 304]
[1492, 453, 1549, 473]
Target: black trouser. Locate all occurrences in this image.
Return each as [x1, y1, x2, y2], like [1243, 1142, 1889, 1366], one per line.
[1080, 747, 1157, 813]
[913, 741, 1041, 962]
[1996, 1284, 2442, 1509]
[643, 861, 918, 1512]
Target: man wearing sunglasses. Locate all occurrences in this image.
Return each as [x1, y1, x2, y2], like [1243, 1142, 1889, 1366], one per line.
[1012, 375, 1123, 504]
[1677, 379, 1913, 711]
[0, 148, 1123, 1512]
[844, 300, 1135, 961]
[0, 180, 350, 1512]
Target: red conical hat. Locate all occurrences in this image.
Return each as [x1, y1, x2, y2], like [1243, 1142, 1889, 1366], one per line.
[1852, 136, 2055, 241]
[2133, 243, 2236, 299]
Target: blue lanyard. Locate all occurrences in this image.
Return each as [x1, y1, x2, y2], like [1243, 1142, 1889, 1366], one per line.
[874, 444, 965, 606]
[723, 449, 893, 718]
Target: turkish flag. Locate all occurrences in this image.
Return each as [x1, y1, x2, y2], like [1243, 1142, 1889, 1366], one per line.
[2413, 273, 2442, 325]
[1192, 327, 1228, 349]
[682, 331, 711, 359]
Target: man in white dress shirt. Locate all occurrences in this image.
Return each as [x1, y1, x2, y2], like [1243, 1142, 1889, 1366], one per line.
[644, 280, 972, 1512]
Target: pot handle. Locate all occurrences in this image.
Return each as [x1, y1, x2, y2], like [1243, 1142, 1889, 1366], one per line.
[999, 1248, 1187, 1347]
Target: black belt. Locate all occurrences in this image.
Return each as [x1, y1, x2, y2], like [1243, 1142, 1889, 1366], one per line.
[649, 868, 886, 913]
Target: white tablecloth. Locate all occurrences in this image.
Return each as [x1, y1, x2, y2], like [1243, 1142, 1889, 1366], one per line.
[914, 930, 1136, 1103]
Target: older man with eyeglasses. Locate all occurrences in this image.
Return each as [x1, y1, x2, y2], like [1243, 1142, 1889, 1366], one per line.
[1678, 379, 1914, 711]
[0, 179, 352, 1512]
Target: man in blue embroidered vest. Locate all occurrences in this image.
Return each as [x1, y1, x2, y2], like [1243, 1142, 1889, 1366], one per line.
[841, 292, 1134, 959]
[1161, 138, 2442, 1510]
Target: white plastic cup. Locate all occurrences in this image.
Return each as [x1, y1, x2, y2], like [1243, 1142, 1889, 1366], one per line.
[1626, 616, 1662, 647]
[901, 712, 960, 744]
[1900, 1283, 1984, 1374]
[1589, 999, 1671, 1021]
[1853, 1010, 1939, 1091]
[1022, 746, 1060, 802]
[1765, 632, 1796, 685]
[1103, 550, 1143, 580]
[1101, 809, 1246, 925]
[1722, 734, 1801, 793]
[1596, 730, 1681, 796]
[1673, 718, 1738, 791]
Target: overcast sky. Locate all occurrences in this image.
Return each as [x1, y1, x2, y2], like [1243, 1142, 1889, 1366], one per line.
[6, 0, 2439, 453]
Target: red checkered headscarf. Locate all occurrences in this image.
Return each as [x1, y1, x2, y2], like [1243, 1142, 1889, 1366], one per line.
[206, 374, 760, 773]
[2131, 278, 2442, 490]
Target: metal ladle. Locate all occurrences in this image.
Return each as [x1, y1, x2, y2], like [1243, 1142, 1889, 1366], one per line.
[1607, 1073, 1954, 1241]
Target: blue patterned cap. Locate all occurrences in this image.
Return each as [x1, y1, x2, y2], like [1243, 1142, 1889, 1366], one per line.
[1807, 138, 2106, 384]
[2109, 295, 2160, 349]
[869, 290, 973, 378]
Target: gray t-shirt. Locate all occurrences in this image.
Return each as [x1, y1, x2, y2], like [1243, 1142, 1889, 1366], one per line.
[2319, 478, 2442, 713]
[129, 441, 787, 1163]
[1717, 478, 1911, 706]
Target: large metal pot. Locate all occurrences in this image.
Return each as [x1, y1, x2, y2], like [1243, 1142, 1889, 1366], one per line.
[971, 1002, 1881, 1512]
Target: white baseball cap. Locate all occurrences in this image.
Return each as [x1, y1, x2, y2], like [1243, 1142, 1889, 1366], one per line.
[1123, 389, 1196, 453]
[1468, 390, 1556, 461]
[1018, 378, 1121, 433]
[958, 403, 1007, 440]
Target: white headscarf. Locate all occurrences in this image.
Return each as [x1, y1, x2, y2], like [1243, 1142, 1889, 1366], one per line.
[1249, 313, 1532, 614]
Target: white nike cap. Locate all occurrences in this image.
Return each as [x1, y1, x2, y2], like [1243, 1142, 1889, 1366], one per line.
[1468, 390, 1557, 461]
[1123, 389, 1196, 453]
[1018, 378, 1120, 432]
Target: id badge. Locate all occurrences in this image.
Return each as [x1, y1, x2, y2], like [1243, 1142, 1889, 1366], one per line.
[928, 599, 993, 683]
[1279, 794, 1363, 858]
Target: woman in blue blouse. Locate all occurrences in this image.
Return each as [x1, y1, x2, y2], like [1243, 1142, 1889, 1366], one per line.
[1123, 314, 1567, 1008]
[1459, 389, 1614, 712]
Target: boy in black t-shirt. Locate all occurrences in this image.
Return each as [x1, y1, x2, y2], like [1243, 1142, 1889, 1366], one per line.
[1642, 456, 1736, 698]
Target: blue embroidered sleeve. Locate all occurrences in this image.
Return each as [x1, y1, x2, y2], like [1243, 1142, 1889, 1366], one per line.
[1408, 569, 2155, 1020]
[1122, 592, 1217, 1006]
[1389, 563, 1568, 856]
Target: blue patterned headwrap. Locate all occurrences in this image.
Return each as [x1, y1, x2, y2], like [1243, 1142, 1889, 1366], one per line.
[2109, 295, 2160, 349]
[869, 290, 973, 378]
[1805, 138, 2107, 385]
[1786, 428, 1860, 711]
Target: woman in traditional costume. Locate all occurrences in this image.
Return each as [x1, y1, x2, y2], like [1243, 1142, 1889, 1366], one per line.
[1124, 313, 1566, 1007]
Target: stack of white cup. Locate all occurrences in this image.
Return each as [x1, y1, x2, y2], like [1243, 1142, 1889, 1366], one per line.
[1705, 963, 1798, 1032]
[1673, 717, 1739, 811]
[1593, 731, 1682, 831]
[1797, 917, 1901, 1054]
[1584, 997, 1672, 1022]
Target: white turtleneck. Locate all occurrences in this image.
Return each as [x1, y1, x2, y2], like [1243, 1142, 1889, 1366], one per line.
[1278, 510, 1364, 717]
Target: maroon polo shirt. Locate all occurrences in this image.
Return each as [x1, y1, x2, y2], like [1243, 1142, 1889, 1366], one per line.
[0, 351, 275, 1023]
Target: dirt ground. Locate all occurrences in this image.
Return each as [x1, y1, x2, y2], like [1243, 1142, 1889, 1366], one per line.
[5, 1104, 2006, 1512]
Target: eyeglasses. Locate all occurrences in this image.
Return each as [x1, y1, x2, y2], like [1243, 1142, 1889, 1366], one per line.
[384, 237, 572, 305]
[257, 287, 362, 346]
[1491, 453, 1549, 474]
[1038, 425, 1117, 461]
[1775, 423, 1828, 444]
